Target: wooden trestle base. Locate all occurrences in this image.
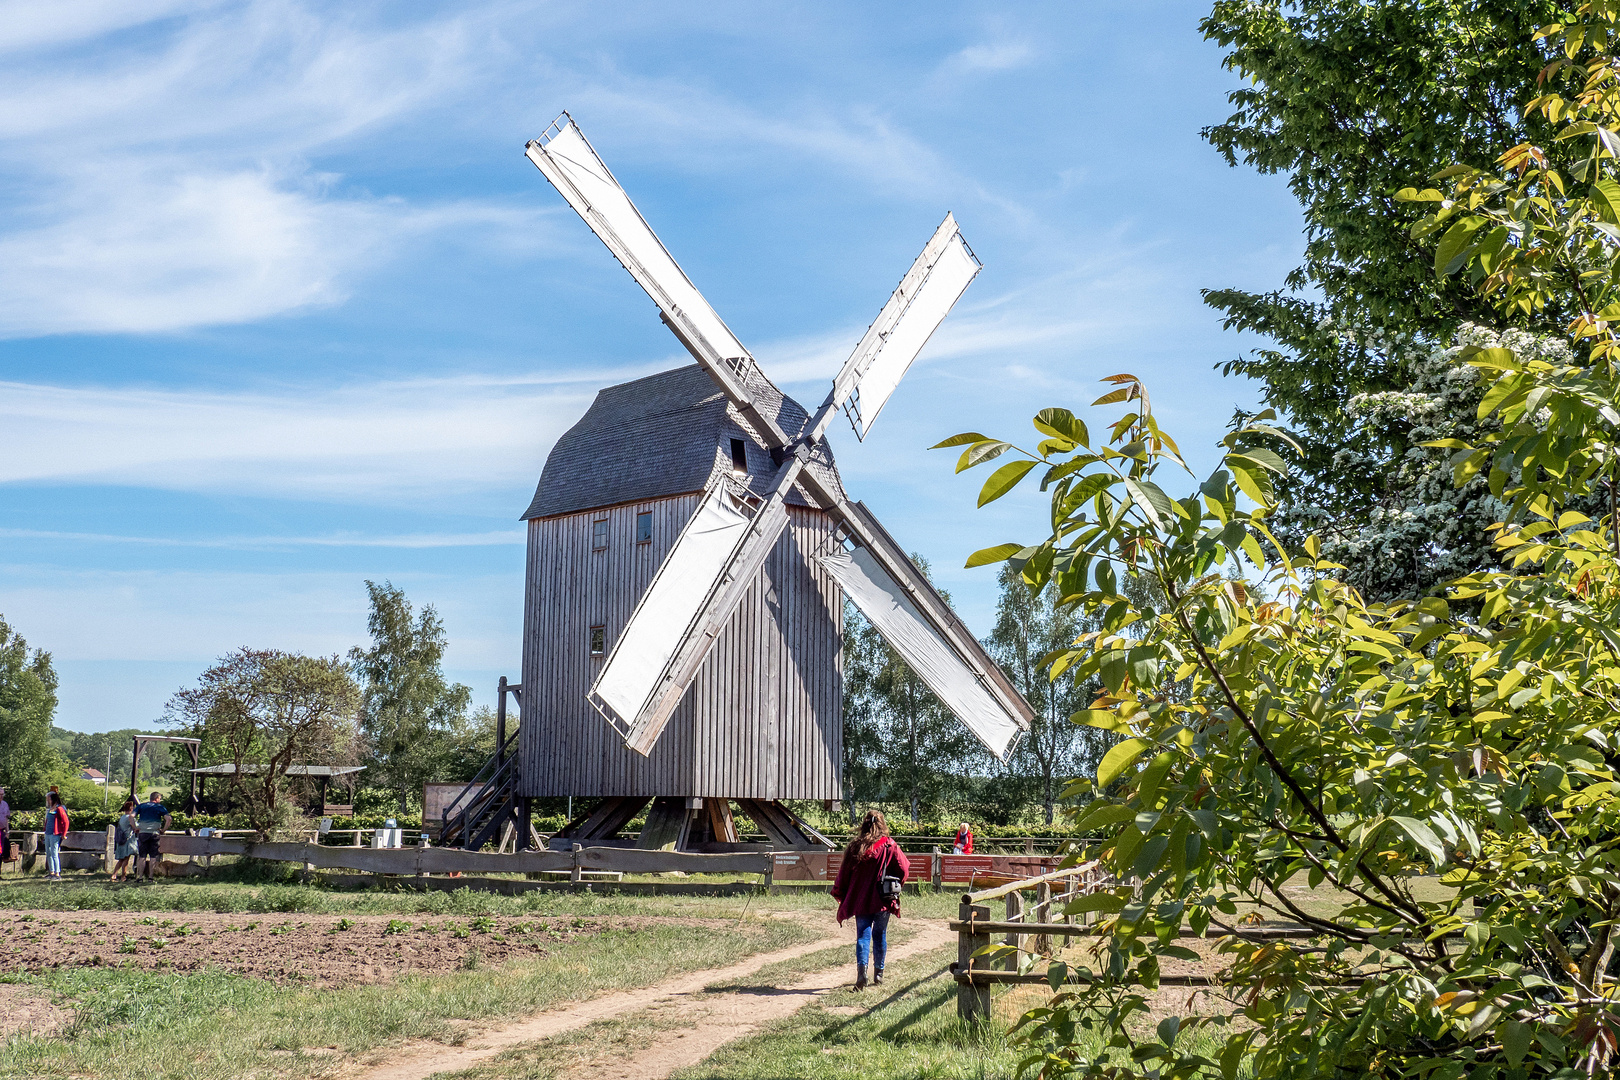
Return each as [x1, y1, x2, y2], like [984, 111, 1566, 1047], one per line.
[550, 796, 835, 852]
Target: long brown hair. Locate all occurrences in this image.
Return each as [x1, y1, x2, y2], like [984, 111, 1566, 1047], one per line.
[844, 809, 889, 860]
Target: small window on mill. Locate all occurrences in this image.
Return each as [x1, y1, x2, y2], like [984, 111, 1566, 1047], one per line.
[729, 438, 748, 473]
[592, 518, 608, 549]
[589, 626, 605, 656]
[635, 511, 652, 544]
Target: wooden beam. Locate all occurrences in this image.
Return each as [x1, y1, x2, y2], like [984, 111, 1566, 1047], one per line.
[706, 799, 738, 845]
[947, 920, 1320, 939]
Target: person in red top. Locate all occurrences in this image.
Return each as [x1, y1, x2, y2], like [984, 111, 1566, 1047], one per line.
[953, 821, 974, 855]
[43, 789, 69, 880]
[830, 809, 909, 990]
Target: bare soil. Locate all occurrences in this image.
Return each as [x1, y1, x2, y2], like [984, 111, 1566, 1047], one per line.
[0, 983, 72, 1040]
[0, 910, 610, 986]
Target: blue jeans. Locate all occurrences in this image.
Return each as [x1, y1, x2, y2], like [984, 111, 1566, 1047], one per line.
[855, 911, 890, 970]
[44, 833, 61, 875]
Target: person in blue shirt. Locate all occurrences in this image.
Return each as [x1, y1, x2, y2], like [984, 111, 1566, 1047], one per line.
[134, 792, 170, 883]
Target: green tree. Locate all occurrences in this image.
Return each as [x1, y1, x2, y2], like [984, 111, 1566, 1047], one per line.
[167, 649, 360, 837]
[348, 581, 472, 814]
[1200, 0, 1565, 599]
[937, 20, 1620, 1069]
[985, 564, 1102, 824]
[0, 615, 59, 801]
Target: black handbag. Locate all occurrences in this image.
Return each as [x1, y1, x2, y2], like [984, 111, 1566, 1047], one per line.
[878, 848, 904, 899]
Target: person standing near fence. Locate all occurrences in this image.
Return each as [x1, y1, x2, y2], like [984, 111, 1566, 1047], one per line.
[43, 790, 69, 880]
[134, 791, 170, 883]
[953, 821, 974, 854]
[111, 799, 138, 882]
[830, 809, 909, 990]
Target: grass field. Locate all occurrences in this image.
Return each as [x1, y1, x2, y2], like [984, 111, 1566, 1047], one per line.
[0, 863, 1444, 1079]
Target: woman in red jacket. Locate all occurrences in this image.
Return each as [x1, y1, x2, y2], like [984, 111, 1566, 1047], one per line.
[830, 809, 909, 990]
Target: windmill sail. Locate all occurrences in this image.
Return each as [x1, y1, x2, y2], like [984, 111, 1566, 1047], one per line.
[830, 214, 981, 440]
[592, 457, 805, 754]
[589, 485, 754, 735]
[818, 546, 1025, 759]
[526, 115, 791, 448]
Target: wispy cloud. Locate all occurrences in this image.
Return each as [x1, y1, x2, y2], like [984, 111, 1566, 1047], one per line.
[947, 41, 1036, 74]
[0, 527, 523, 549]
[0, 373, 595, 501]
[0, 1, 534, 337]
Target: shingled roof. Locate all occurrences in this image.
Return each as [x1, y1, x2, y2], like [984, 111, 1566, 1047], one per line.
[521, 364, 845, 520]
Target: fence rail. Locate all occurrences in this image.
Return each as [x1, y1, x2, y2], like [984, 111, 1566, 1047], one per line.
[154, 834, 772, 879]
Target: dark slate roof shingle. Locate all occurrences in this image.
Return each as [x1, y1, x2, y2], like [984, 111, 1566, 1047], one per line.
[521, 364, 845, 520]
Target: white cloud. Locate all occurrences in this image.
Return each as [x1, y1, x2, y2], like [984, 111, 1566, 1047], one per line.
[0, 527, 523, 549]
[0, 0, 529, 337]
[0, 564, 517, 666]
[0, 1, 220, 57]
[0, 373, 596, 501]
[948, 41, 1035, 73]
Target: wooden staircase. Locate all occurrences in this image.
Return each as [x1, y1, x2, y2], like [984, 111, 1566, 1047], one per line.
[439, 729, 524, 850]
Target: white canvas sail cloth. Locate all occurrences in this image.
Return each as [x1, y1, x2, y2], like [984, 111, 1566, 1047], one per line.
[818, 546, 1024, 760]
[834, 221, 980, 439]
[525, 118, 750, 365]
[590, 488, 752, 732]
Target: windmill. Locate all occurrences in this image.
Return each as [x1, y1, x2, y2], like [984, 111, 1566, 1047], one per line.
[444, 114, 1034, 853]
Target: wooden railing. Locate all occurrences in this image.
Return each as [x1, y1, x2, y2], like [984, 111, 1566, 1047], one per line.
[157, 833, 772, 880]
[951, 861, 1113, 1023]
[950, 864, 1333, 1024]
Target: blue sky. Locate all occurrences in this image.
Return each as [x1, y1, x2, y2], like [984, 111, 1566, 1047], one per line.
[0, 1, 1300, 734]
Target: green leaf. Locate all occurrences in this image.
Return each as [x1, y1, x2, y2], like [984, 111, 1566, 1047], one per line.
[930, 432, 989, 449]
[964, 543, 1021, 568]
[1502, 1019, 1532, 1067]
[1434, 217, 1484, 275]
[1034, 408, 1089, 447]
[1228, 462, 1273, 506]
[1072, 709, 1129, 732]
[1095, 560, 1118, 598]
[1063, 892, 1127, 917]
[1230, 447, 1287, 474]
[1125, 478, 1176, 528]
[1593, 177, 1620, 223]
[1097, 738, 1149, 788]
[1392, 816, 1445, 866]
[1072, 800, 1135, 833]
[957, 440, 1010, 473]
[977, 459, 1037, 506]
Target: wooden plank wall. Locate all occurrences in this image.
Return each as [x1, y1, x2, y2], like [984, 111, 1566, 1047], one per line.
[520, 495, 842, 800]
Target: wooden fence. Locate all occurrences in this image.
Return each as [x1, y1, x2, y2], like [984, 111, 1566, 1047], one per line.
[5, 831, 773, 882]
[949, 864, 1328, 1024]
[157, 833, 773, 880]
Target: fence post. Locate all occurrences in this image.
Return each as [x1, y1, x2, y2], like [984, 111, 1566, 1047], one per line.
[1035, 881, 1052, 957]
[1004, 891, 1024, 971]
[571, 843, 583, 884]
[22, 832, 38, 873]
[931, 846, 942, 890]
[105, 825, 115, 877]
[957, 899, 992, 1024]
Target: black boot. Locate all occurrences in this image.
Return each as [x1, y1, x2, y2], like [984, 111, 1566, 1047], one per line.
[854, 963, 868, 990]
[873, 966, 884, 985]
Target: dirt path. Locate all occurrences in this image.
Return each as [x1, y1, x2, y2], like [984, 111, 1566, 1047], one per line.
[583, 919, 954, 1080]
[352, 917, 952, 1080]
